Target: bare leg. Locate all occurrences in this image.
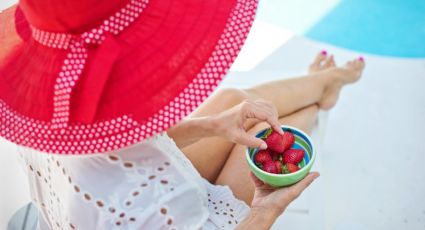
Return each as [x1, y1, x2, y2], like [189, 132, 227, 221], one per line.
[246, 54, 364, 112]
[182, 53, 332, 182]
[215, 105, 319, 204]
[181, 53, 364, 182]
[191, 53, 331, 119]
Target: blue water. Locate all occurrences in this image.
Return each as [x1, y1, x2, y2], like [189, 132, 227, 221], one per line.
[306, 0, 425, 58]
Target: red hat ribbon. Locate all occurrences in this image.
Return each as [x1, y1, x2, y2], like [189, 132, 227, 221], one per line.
[31, 0, 149, 129]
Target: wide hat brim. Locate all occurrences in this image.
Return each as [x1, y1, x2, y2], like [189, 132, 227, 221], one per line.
[0, 0, 258, 154]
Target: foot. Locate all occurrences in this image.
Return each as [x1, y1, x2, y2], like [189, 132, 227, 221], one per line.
[318, 56, 365, 110]
[308, 50, 336, 74]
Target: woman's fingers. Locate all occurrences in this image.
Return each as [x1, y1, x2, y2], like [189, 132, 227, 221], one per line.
[253, 101, 282, 134]
[249, 172, 265, 187]
[249, 172, 277, 191]
[287, 172, 320, 199]
[222, 99, 282, 147]
[243, 100, 282, 134]
[234, 130, 268, 149]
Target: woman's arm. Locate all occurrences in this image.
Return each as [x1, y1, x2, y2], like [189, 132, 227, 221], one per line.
[167, 99, 283, 149]
[166, 116, 217, 148]
[235, 207, 279, 230]
[168, 99, 319, 229]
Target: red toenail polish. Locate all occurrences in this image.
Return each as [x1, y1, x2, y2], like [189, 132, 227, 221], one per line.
[321, 50, 327, 55]
[358, 56, 364, 61]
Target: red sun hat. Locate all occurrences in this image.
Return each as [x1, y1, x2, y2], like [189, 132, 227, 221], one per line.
[0, 0, 258, 154]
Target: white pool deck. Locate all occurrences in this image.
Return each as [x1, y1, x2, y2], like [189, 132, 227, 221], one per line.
[1, 2, 425, 229]
[224, 20, 425, 230]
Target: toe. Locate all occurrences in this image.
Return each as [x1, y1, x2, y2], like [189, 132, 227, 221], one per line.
[357, 57, 366, 69]
[345, 61, 352, 69]
[313, 51, 327, 65]
[352, 59, 365, 71]
[309, 51, 328, 73]
[346, 60, 355, 68]
[329, 55, 336, 67]
[354, 60, 362, 69]
[324, 55, 335, 68]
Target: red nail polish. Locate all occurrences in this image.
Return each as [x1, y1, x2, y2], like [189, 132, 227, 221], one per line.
[321, 50, 327, 55]
[358, 56, 364, 61]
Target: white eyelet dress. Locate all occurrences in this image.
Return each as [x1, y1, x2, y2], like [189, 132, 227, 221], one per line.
[18, 133, 250, 229]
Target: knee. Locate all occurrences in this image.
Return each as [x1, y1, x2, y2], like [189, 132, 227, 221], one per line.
[215, 88, 249, 107]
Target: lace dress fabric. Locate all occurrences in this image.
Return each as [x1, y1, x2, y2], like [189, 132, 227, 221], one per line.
[18, 133, 250, 229]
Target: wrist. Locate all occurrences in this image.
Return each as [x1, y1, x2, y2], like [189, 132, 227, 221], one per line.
[251, 206, 280, 221]
[203, 115, 223, 136]
[240, 207, 280, 229]
[191, 116, 218, 138]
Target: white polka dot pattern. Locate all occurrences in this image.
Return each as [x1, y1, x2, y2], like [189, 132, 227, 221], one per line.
[31, 0, 149, 129]
[0, 0, 259, 154]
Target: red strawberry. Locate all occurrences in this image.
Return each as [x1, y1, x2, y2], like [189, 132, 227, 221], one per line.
[271, 151, 281, 161]
[283, 149, 304, 164]
[274, 161, 283, 174]
[254, 150, 272, 164]
[265, 131, 284, 153]
[282, 131, 295, 151]
[262, 161, 278, 174]
[283, 163, 300, 174]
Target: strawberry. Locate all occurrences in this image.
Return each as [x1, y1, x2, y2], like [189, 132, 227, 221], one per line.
[265, 130, 284, 153]
[274, 161, 283, 174]
[283, 149, 304, 164]
[283, 163, 300, 174]
[254, 150, 272, 164]
[271, 151, 281, 161]
[282, 131, 295, 151]
[262, 161, 278, 174]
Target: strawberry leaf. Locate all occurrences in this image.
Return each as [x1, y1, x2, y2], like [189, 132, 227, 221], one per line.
[282, 164, 289, 174]
[261, 128, 273, 139]
[255, 162, 262, 169]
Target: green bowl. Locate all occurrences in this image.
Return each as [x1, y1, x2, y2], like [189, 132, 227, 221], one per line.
[246, 125, 316, 187]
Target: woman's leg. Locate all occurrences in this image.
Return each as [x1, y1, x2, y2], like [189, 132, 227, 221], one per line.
[180, 53, 364, 182]
[215, 104, 320, 204]
[188, 53, 332, 119]
[181, 53, 332, 182]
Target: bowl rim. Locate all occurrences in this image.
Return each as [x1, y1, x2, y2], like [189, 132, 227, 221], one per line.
[245, 125, 316, 178]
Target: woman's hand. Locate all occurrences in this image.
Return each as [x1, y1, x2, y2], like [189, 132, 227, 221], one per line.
[210, 99, 283, 149]
[250, 172, 319, 215]
[236, 172, 320, 230]
[167, 99, 281, 149]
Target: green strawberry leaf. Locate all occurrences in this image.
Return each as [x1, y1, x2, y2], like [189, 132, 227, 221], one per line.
[255, 162, 263, 169]
[282, 164, 289, 174]
[260, 128, 273, 139]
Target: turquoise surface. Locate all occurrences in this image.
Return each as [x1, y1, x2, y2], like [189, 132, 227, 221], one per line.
[306, 0, 425, 58]
[257, 0, 425, 58]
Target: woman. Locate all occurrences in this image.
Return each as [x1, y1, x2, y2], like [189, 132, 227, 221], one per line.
[0, 0, 364, 229]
